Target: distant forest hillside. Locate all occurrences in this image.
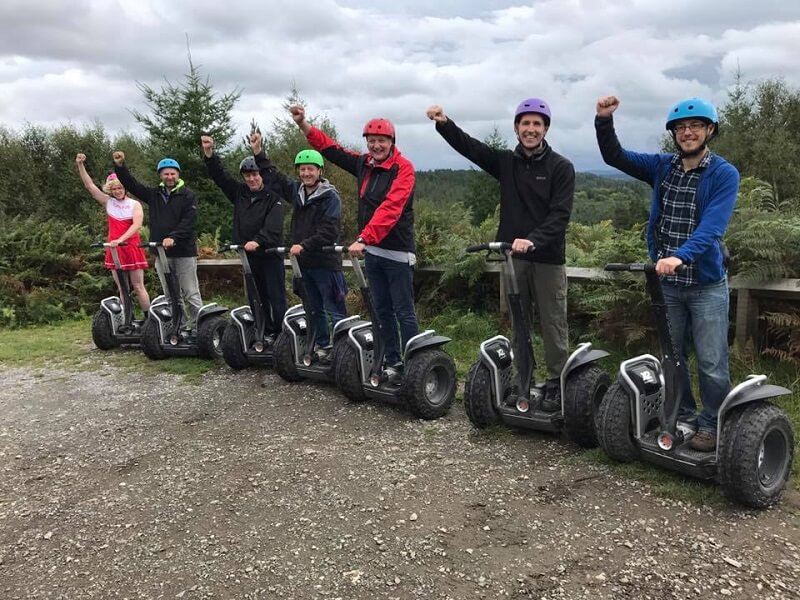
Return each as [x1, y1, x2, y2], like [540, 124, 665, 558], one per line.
[415, 169, 650, 228]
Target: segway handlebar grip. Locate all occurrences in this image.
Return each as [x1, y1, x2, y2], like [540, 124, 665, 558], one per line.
[140, 241, 161, 248]
[218, 244, 235, 252]
[321, 245, 346, 253]
[466, 242, 512, 253]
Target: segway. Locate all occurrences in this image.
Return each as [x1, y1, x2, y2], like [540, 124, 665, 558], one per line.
[332, 246, 456, 420]
[140, 242, 228, 360]
[218, 244, 286, 369]
[462, 242, 611, 447]
[596, 263, 795, 508]
[90, 241, 145, 349]
[273, 247, 368, 383]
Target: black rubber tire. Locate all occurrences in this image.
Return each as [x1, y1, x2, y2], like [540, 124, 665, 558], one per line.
[718, 402, 794, 509]
[91, 309, 119, 350]
[328, 338, 347, 381]
[563, 364, 611, 448]
[464, 360, 501, 429]
[595, 382, 639, 462]
[402, 349, 456, 420]
[221, 322, 249, 370]
[197, 315, 227, 360]
[140, 318, 166, 360]
[274, 331, 304, 382]
[335, 342, 368, 403]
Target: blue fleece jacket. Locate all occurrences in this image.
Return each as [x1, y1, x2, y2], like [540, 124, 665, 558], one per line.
[595, 115, 740, 284]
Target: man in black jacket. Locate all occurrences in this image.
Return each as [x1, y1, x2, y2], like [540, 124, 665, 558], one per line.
[113, 151, 203, 331]
[427, 98, 575, 410]
[201, 134, 287, 342]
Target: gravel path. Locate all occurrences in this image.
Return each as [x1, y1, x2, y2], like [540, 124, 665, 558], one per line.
[0, 357, 798, 599]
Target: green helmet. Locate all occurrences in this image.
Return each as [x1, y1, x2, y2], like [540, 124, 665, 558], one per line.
[294, 149, 324, 168]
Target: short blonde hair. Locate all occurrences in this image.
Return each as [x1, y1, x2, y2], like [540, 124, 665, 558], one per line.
[102, 173, 125, 196]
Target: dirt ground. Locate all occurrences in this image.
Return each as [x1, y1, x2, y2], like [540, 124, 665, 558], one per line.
[1, 353, 798, 600]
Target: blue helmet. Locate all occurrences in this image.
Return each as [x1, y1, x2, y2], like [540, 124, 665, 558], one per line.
[665, 98, 719, 132]
[156, 158, 181, 172]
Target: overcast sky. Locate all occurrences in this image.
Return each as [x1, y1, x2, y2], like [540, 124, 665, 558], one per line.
[2, 0, 799, 172]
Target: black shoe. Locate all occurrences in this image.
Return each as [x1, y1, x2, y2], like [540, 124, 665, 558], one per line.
[384, 362, 404, 385]
[314, 345, 333, 363]
[540, 382, 561, 412]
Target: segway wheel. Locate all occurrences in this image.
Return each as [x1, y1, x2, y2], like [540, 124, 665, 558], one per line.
[91, 309, 119, 350]
[335, 342, 368, 403]
[140, 318, 166, 360]
[328, 337, 348, 380]
[274, 331, 304, 382]
[563, 364, 611, 448]
[464, 361, 500, 429]
[719, 402, 794, 509]
[197, 315, 227, 360]
[221, 322, 249, 370]
[595, 383, 639, 462]
[402, 348, 456, 420]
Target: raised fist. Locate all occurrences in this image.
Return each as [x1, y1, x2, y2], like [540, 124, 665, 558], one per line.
[596, 96, 620, 118]
[200, 135, 214, 158]
[249, 131, 262, 155]
[75, 153, 86, 164]
[289, 105, 306, 124]
[426, 105, 447, 123]
[112, 151, 125, 166]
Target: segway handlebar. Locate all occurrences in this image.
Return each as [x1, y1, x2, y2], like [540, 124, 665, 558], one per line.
[605, 262, 686, 273]
[321, 245, 347, 253]
[90, 241, 129, 248]
[218, 244, 288, 255]
[466, 242, 512, 253]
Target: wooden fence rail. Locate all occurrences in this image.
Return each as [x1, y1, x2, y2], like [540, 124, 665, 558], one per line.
[196, 258, 799, 347]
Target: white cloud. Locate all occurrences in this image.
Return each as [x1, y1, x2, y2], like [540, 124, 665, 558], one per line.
[1, 0, 799, 171]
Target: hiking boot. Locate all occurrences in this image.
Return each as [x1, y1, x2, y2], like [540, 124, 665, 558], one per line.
[690, 430, 716, 452]
[540, 382, 561, 412]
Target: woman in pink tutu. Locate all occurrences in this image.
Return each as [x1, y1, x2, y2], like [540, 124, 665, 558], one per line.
[76, 153, 150, 314]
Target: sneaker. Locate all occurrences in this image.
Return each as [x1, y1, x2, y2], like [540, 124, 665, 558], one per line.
[540, 382, 561, 412]
[265, 333, 277, 346]
[676, 420, 697, 440]
[314, 345, 333, 363]
[690, 430, 716, 452]
[384, 362, 404, 385]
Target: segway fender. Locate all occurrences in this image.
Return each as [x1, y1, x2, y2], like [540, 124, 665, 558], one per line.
[100, 296, 123, 315]
[404, 330, 451, 360]
[332, 315, 370, 341]
[197, 303, 228, 321]
[717, 376, 792, 429]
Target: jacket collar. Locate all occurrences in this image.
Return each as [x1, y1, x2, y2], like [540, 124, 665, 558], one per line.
[513, 139, 550, 162]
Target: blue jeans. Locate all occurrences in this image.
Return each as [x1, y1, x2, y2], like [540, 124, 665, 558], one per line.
[365, 253, 419, 365]
[662, 279, 731, 432]
[303, 269, 348, 347]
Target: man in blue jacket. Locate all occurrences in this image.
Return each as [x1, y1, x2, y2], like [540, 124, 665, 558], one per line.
[595, 95, 740, 451]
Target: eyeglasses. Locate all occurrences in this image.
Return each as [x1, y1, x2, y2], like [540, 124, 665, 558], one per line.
[673, 121, 708, 133]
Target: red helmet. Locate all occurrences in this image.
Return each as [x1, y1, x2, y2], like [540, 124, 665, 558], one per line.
[362, 118, 395, 141]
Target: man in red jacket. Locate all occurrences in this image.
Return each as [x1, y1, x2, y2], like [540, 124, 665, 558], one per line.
[290, 105, 418, 381]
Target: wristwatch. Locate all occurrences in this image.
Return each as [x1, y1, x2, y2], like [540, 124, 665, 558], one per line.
[356, 237, 366, 244]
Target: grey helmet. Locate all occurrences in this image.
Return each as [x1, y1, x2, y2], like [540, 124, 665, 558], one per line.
[239, 156, 259, 173]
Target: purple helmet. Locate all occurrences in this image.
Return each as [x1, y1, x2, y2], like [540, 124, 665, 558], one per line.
[514, 97, 551, 126]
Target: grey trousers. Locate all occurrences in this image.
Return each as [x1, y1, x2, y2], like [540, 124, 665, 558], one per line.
[155, 256, 203, 330]
[510, 258, 569, 381]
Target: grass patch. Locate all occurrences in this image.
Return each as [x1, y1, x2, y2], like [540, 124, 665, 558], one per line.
[0, 314, 221, 382]
[0, 318, 93, 365]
